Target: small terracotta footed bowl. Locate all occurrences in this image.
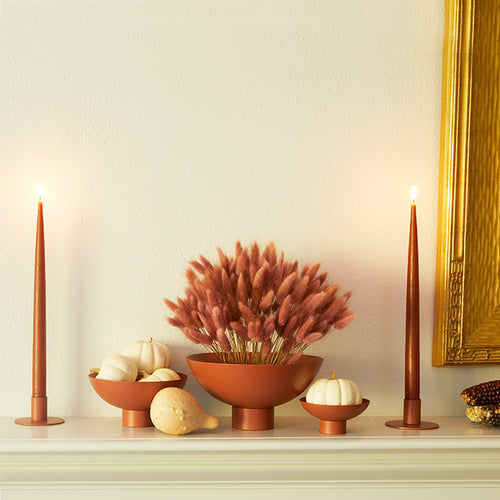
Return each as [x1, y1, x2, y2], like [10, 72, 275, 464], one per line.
[300, 397, 370, 435]
[186, 353, 322, 431]
[89, 371, 187, 427]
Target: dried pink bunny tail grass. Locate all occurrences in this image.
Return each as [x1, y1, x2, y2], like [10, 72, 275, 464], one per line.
[253, 319, 264, 342]
[263, 242, 277, 267]
[312, 319, 329, 334]
[286, 352, 303, 365]
[322, 294, 349, 320]
[225, 293, 239, 319]
[185, 266, 198, 286]
[263, 314, 276, 340]
[222, 304, 232, 325]
[184, 328, 213, 346]
[198, 254, 214, 272]
[307, 262, 322, 277]
[278, 294, 292, 325]
[261, 339, 272, 357]
[276, 271, 298, 304]
[197, 313, 217, 339]
[211, 306, 226, 331]
[236, 273, 247, 305]
[247, 320, 257, 340]
[221, 268, 232, 296]
[163, 297, 180, 312]
[334, 313, 356, 330]
[317, 272, 328, 286]
[171, 305, 197, 330]
[259, 290, 274, 311]
[250, 242, 260, 267]
[321, 283, 340, 302]
[216, 247, 230, 269]
[166, 316, 185, 328]
[189, 260, 206, 275]
[236, 250, 248, 275]
[282, 314, 299, 339]
[216, 328, 232, 352]
[165, 242, 355, 363]
[230, 321, 249, 341]
[280, 335, 295, 355]
[235, 240, 244, 258]
[295, 316, 315, 342]
[303, 331, 325, 344]
[302, 292, 325, 316]
[291, 275, 309, 304]
[238, 302, 254, 324]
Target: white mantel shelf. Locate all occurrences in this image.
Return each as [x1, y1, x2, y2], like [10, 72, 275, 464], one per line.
[1, 416, 500, 499]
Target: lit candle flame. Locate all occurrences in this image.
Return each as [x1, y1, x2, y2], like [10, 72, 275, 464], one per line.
[37, 185, 44, 202]
[410, 185, 418, 204]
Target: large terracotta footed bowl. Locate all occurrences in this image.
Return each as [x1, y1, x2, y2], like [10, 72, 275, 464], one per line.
[186, 353, 323, 431]
[89, 372, 187, 427]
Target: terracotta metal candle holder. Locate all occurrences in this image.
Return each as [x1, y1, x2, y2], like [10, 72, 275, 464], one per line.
[186, 353, 322, 431]
[300, 398, 370, 435]
[89, 372, 187, 427]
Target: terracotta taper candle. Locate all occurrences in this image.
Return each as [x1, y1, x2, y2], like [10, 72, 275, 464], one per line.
[386, 186, 438, 430]
[15, 187, 64, 426]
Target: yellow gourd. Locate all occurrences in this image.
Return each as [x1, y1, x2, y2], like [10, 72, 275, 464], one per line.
[150, 387, 219, 435]
[306, 372, 362, 405]
[121, 338, 171, 374]
[96, 354, 138, 382]
[139, 368, 181, 382]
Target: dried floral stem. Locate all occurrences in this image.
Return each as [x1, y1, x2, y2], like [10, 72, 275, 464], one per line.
[165, 242, 355, 364]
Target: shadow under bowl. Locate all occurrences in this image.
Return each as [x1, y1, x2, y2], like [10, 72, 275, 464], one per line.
[186, 353, 322, 430]
[89, 371, 187, 427]
[300, 397, 370, 434]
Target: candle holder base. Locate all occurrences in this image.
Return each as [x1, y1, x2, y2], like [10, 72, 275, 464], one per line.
[15, 417, 65, 426]
[385, 419, 439, 430]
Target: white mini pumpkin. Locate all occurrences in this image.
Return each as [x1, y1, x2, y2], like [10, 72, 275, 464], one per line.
[121, 338, 171, 374]
[306, 372, 362, 406]
[96, 354, 138, 382]
[139, 368, 181, 382]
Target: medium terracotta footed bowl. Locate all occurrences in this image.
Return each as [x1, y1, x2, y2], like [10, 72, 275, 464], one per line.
[89, 371, 187, 427]
[186, 353, 322, 431]
[300, 397, 370, 435]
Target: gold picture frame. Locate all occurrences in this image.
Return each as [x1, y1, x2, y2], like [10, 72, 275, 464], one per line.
[433, 0, 500, 365]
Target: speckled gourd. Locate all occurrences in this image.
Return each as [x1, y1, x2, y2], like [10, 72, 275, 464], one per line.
[150, 387, 219, 435]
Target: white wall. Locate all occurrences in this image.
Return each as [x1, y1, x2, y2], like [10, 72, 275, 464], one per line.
[1, 0, 497, 421]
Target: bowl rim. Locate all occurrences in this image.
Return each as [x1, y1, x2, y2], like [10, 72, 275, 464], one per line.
[186, 352, 323, 366]
[88, 371, 188, 385]
[299, 396, 370, 409]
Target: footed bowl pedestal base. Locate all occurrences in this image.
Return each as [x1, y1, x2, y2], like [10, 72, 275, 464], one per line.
[232, 407, 274, 431]
[122, 410, 153, 428]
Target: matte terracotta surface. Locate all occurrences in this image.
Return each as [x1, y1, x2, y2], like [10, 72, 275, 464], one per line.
[300, 397, 370, 435]
[186, 354, 322, 408]
[89, 372, 187, 427]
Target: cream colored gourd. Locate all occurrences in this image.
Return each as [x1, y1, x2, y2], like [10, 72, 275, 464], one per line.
[139, 368, 180, 382]
[96, 354, 138, 382]
[121, 338, 171, 374]
[150, 387, 219, 435]
[306, 372, 362, 405]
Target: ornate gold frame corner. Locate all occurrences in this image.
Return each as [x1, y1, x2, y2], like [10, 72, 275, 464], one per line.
[433, 0, 500, 365]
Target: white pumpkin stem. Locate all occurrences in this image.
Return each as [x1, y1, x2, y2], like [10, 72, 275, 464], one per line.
[330, 371, 337, 380]
[147, 337, 153, 343]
